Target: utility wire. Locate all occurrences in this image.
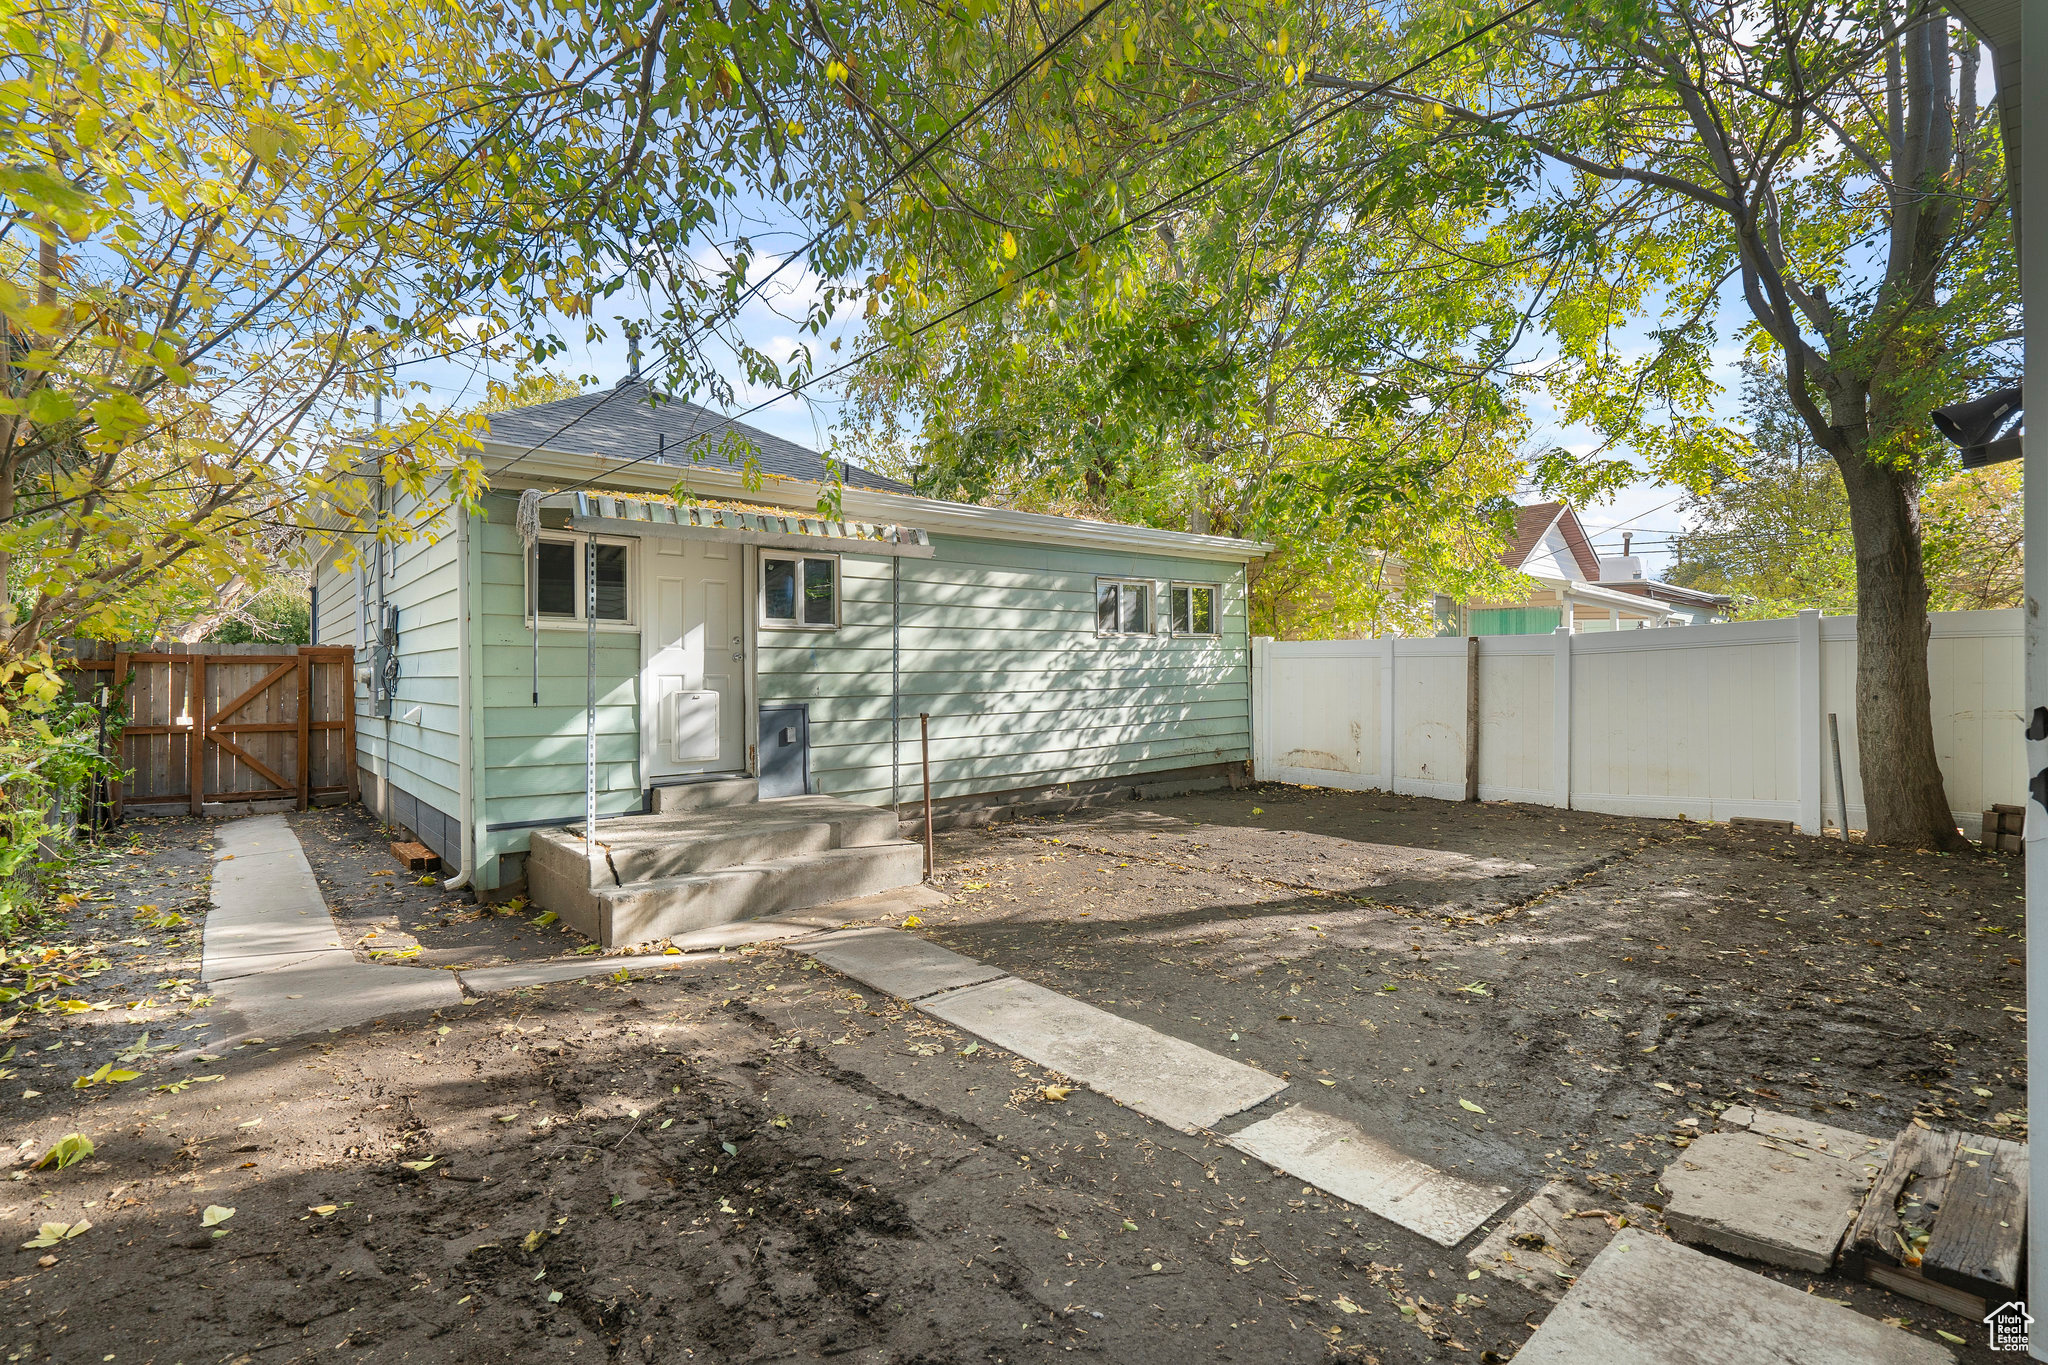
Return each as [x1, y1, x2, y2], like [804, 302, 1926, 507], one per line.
[539, 0, 1550, 501]
[477, 0, 1121, 491]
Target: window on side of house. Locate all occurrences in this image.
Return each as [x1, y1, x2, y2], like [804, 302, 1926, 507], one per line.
[531, 535, 632, 624]
[762, 554, 838, 629]
[1096, 578, 1153, 636]
[1170, 582, 1217, 636]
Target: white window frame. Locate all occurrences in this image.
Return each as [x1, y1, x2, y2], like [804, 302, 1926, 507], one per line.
[1169, 581, 1220, 637]
[759, 552, 840, 631]
[526, 531, 638, 631]
[1096, 577, 1157, 637]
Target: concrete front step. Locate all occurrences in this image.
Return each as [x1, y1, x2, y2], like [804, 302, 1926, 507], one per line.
[529, 797, 903, 890]
[652, 776, 758, 812]
[525, 794, 925, 948]
[554, 842, 928, 947]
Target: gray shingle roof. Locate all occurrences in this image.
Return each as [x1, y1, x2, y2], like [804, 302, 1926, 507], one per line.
[482, 380, 910, 494]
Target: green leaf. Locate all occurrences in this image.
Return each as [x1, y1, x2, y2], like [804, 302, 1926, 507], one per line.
[1458, 1098, 1485, 1113]
[34, 1134, 93, 1170]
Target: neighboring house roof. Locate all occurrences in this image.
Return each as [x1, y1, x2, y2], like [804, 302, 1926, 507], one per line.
[483, 380, 912, 495]
[1608, 581, 1732, 611]
[1501, 502, 1601, 581]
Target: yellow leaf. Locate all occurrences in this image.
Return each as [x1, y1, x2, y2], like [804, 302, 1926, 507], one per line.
[34, 1134, 92, 1169]
[1458, 1098, 1485, 1113]
[200, 1205, 235, 1227]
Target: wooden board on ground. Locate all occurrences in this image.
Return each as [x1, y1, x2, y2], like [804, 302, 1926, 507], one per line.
[391, 841, 440, 872]
[1844, 1123, 2027, 1313]
[1729, 817, 1795, 834]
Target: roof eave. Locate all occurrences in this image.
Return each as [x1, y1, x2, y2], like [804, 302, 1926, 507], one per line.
[474, 441, 1274, 562]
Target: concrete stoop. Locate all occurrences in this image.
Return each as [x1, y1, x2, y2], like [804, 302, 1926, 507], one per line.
[528, 788, 926, 947]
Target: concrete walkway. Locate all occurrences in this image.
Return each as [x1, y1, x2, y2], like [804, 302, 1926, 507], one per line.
[202, 816, 461, 1041]
[200, 817, 948, 1043]
[794, 926, 1511, 1247]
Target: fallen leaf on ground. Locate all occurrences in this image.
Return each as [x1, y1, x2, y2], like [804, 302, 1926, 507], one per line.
[34, 1135, 93, 1170]
[19, 1220, 89, 1249]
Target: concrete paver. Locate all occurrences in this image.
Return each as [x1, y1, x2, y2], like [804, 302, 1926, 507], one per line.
[1466, 1179, 1662, 1301]
[1226, 1104, 1511, 1247]
[793, 927, 1009, 1000]
[1661, 1130, 1885, 1272]
[920, 974, 1287, 1133]
[1511, 1233, 1953, 1364]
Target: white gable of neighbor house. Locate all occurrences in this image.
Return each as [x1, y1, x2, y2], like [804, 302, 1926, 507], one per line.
[1522, 525, 1584, 581]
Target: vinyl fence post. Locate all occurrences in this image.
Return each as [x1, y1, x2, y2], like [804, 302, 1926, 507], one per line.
[1796, 608, 1825, 834]
[1250, 636, 1267, 780]
[1380, 637, 1397, 793]
[1552, 625, 1573, 810]
[1464, 636, 1481, 803]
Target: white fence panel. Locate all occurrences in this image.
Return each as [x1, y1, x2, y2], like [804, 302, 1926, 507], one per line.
[1253, 640, 1384, 789]
[1254, 607, 2023, 837]
[1393, 640, 1467, 800]
[1571, 621, 1803, 824]
[1475, 635, 1556, 804]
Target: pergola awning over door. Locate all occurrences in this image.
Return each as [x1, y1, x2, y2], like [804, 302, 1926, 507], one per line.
[545, 491, 935, 558]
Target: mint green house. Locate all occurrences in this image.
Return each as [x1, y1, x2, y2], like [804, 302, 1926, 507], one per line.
[313, 382, 1265, 906]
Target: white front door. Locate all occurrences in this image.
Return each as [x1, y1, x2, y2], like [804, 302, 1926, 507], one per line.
[641, 536, 747, 779]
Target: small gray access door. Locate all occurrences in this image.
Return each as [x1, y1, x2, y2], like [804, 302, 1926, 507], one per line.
[758, 704, 810, 799]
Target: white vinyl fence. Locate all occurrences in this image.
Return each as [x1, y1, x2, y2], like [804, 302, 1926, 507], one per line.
[1252, 608, 2024, 838]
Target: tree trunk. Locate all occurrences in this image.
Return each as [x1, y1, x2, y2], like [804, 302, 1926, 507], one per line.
[1834, 447, 1966, 849]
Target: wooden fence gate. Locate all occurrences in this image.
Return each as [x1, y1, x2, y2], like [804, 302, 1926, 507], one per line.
[61, 642, 357, 816]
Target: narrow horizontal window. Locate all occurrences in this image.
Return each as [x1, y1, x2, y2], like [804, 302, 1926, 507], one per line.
[764, 554, 838, 629]
[531, 535, 632, 624]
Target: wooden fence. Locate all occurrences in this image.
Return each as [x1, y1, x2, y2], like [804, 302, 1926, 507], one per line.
[60, 642, 357, 816]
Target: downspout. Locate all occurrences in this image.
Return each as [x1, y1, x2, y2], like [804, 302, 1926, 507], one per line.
[443, 502, 475, 890]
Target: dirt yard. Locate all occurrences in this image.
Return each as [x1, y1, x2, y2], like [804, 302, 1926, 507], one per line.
[0, 786, 2026, 1363]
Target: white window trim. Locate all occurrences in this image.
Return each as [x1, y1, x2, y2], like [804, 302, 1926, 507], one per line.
[526, 531, 639, 632]
[759, 551, 840, 632]
[1096, 577, 1158, 638]
[1169, 581, 1221, 637]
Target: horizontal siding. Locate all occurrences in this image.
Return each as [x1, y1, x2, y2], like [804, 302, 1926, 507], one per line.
[352, 493, 464, 825]
[474, 495, 641, 837]
[760, 533, 1251, 806]
[314, 549, 360, 651]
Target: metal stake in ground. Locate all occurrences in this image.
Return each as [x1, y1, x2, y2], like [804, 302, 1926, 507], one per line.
[586, 537, 598, 882]
[1829, 712, 1850, 841]
[920, 712, 934, 880]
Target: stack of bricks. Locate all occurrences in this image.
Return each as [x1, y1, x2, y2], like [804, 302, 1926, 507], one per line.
[1980, 803, 2024, 854]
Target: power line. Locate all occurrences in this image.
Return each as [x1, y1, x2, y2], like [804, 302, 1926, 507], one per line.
[477, 0, 1120, 492]
[538, 0, 1550, 501]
